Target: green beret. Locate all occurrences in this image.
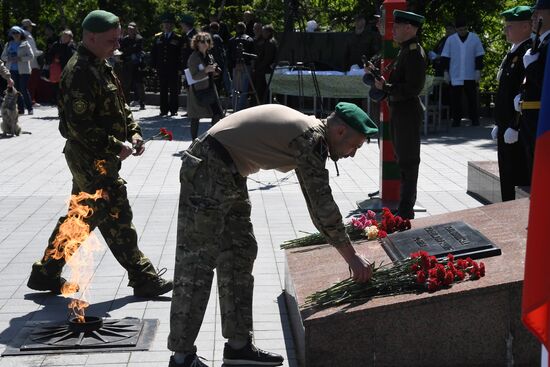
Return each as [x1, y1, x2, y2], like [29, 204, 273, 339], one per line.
[180, 14, 195, 26]
[501, 6, 533, 21]
[82, 10, 120, 33]
[393, 10, 425, 27]
[334, 102, 378, 137]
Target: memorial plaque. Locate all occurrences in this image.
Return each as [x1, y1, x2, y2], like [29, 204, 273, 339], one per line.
[380, 221, 501, 261]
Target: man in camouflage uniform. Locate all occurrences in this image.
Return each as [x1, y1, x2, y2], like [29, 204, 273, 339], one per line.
[167, 103, 378, 367]
[370, 10, 426, 219]
[27, 10, 173, 298]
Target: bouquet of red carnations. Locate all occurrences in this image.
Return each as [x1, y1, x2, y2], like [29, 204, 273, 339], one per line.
[304, 251, 485, 309]
[281, 208, 411, 249]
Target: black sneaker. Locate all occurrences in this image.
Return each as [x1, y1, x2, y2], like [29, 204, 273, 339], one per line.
[223, 339, 284, 366]
[168, 354, 209, 367]
[133, 268, 173, 297]
[27, 271, 79, 295]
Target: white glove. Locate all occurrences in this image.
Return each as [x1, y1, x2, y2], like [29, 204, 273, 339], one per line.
[513, 94, 521, 112]
[444, 71, 450, 83]
[491, 126, 498, 140]
[475, 70, 481, 82]
[523, 49, 539, 68]
[504, 128, 519, 144]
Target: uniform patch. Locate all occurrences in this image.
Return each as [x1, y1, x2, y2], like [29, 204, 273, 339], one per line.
[73, 100, 88, 114]
[409, 43, 418, 50]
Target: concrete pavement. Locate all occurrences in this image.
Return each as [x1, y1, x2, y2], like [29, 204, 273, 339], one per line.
[0, 104, 497, 366]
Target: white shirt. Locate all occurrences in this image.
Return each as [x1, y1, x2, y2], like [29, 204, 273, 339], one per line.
[442, 32, 485, 86]
[22, 30, 43, 69]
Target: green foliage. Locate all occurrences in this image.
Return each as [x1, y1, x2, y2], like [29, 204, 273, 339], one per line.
[0, 0, 523, 92]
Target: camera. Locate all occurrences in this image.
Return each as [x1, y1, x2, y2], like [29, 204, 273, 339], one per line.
[235, 42, 257, 63]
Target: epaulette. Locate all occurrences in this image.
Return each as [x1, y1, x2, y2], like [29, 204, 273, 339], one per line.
[155, 32, 163, 37]
[409, 43, 418, 50]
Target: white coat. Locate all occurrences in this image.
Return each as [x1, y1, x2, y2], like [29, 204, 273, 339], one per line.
[1, 40, 34, 75]
[441, 32, 485, 86]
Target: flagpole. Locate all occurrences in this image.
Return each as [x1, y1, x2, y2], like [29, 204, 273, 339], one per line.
[543, 345, 548, 367]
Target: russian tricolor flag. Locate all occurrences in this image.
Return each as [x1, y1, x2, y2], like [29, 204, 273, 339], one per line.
[522, 50, 550, 363]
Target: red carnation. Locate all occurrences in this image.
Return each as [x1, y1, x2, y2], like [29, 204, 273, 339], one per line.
[378, 229, 387, 238]
[444, 271, 454, 286]
[455, 270, 465, 280]
[479, 262, 485, 277]
[428, 278, 441, 292]
[416, 270, 426, 284]
[447, 253, 455, 263]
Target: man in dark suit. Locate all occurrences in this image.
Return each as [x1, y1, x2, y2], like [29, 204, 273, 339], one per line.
[150, 13, 182, 116]
[493, 6, 532, 201]
[179, 14, 197, 73]
[515, 0, 550, 180]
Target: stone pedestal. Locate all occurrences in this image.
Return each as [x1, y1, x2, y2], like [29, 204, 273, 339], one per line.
[284, 199, 538, 367]
[467, 161, 501, 204]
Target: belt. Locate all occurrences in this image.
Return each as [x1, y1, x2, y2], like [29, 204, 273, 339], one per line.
[204, 135, 236, 169]
[521, 101, 541, 110]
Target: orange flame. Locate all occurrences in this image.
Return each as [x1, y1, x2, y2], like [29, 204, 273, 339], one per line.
[45, 190, 106, 322]
[69, 299, 90, 323]
[95, 159, 107, 175]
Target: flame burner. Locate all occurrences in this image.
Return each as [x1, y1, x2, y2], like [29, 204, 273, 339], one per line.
[2, 317, 158, 356]
[68, 316, 104, 334]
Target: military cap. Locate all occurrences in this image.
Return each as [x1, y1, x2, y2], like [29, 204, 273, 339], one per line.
[82, 10, 120, 33]
[334, 102, 378, 137]
[393, 10, 425, 27]
[160, 12, 176, 23]
[180, 14, 195, 26]
[501, 6, 533, 21]
[534, 0, 550, 9]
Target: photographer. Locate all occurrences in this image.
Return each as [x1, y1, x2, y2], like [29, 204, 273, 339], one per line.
[187, 32, 224, 140]
[228, 22, 254, 111]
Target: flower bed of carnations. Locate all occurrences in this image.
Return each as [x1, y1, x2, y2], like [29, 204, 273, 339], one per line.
[281, 208, 411, 249]
[304, 251, 486, 309]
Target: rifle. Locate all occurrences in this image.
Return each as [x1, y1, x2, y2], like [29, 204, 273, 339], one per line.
[361, 54, 388, 102]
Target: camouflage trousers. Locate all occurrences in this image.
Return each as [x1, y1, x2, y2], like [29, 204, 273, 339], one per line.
[31, 140, 157, 287]
[168, 136, 257, 353]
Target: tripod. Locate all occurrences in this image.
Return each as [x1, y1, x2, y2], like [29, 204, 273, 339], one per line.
[232, 60, 260, 111]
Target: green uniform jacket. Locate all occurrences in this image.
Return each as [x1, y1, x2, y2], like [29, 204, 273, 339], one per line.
[383, 37, 426, 102]
[58, 44, 141, 159]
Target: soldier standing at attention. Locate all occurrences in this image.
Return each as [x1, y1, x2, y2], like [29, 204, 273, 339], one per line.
[120, 22, 146, 110]
[167, 103, 378, 367]
[368, 10, 426, 219]
[151, 13, 182, 117]
[514, 0, 550, 181]
[26, 10, 173, 298]
[492, 6, 533, 201]
[179, 14, 197, 74]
